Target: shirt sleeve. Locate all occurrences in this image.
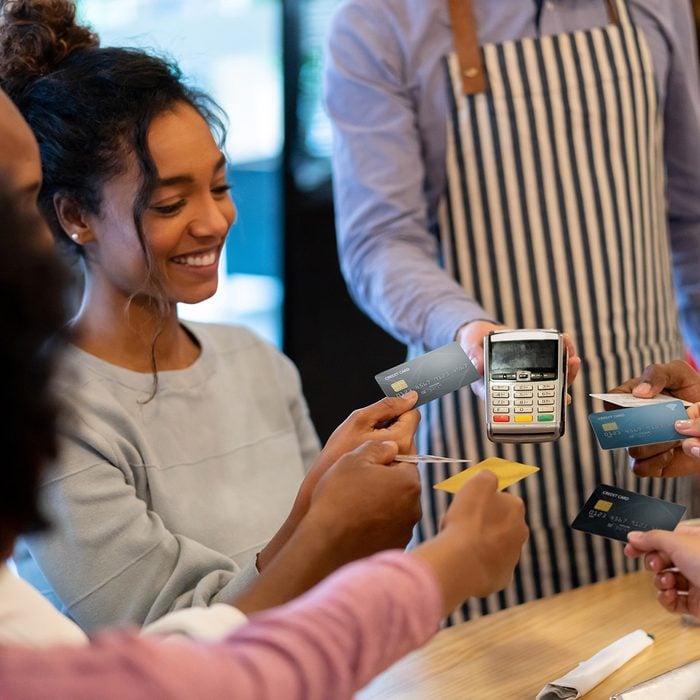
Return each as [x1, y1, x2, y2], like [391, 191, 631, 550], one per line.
[141, 604, 248, 642]
[324, 2, 494, 350]
[658, 1, 700, 361]
[0, 551, 442, 700]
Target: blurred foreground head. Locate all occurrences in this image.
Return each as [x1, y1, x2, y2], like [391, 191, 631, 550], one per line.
[0, 175, 68, 554]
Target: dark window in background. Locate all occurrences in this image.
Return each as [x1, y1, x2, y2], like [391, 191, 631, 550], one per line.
[287, 0, 336, 192]
[283, 0, 404, 441]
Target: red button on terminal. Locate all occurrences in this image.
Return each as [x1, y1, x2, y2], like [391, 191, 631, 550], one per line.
[493, 415, 510, 422]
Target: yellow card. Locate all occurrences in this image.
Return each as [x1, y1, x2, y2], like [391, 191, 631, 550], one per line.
[433, 457, 540, 493]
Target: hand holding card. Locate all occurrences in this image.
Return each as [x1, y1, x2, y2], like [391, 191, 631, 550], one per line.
[625, 402, 700, 478]
[608, 360, 700, 408]
[590, 392, 692, 409]
[624, 527, 700, 617]
[588, 400, 688, 451]
[572, 484, 686, 543]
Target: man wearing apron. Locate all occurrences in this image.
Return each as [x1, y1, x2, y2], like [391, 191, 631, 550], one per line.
[325, 0, 700, 622]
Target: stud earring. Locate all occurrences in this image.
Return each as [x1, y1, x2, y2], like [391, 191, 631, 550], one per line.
[70, 233, 80, 242]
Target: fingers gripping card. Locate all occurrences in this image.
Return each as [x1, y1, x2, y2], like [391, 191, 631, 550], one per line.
[590, 393, 692, 409]
[572, 484, 686, 542]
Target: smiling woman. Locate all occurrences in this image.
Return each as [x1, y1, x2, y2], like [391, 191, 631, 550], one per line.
[143, 114, 233, 307]
[0, 0, 232, 377]
[0, 0, 424, 632]
[77, 0, 286, 347]
[0, 0, 308, 627]
[50, 101, 236, 372]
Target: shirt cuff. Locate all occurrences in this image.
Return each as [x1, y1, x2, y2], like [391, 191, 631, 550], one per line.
[141, 603, 248, 642]
[424, 301, 497, 350]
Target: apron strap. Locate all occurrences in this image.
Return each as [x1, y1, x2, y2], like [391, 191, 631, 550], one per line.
[448, 0, 620, 96]
[447, 0, 487, 96]
[605, 0, 620, 26]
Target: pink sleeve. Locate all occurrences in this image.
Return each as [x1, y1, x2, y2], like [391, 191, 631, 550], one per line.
[0, 551, 442, 700]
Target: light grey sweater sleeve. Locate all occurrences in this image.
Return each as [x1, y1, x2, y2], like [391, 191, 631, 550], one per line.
[18, 425, 257, 630]
[15, 323, 320, 631]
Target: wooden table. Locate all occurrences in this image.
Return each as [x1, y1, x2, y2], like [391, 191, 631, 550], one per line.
[358, 570, 700, 699]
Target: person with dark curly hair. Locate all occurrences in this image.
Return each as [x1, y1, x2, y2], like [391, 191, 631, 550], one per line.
[0, 0, 429, 632]
[0, 127, 529, 697]
[0, 91, 88, 643]
[0, 86, 256, 646]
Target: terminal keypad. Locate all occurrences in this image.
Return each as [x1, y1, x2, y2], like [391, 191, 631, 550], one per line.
[490, 381, 557, 423]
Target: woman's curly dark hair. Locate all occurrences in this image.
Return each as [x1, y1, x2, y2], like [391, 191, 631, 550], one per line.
[0, 0, 98, 98]
[0, 179, 69, 542]
[0, 0, 226, 258]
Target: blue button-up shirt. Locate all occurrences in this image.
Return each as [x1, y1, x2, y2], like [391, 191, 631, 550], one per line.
[325, 0, 700, 358]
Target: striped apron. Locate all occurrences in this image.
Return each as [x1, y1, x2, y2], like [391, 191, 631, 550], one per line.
[419, 0, 693, 623]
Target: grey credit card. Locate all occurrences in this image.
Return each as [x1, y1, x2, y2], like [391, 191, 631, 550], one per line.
[571, 484, 686, 543]
[375, 342, 480, 408]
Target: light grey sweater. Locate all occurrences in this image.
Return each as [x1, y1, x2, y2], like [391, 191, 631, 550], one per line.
[14, 322, 320, 631]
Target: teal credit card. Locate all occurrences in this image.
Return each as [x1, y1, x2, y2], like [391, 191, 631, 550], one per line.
[375, 342, 480, 408]
[588, 400, 687, 450]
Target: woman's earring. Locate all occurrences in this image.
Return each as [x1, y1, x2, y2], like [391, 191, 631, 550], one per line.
[70, 233, 80, 242]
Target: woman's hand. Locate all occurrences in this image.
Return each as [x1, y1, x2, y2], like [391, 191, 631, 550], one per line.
[413, 471, 528, 614]
[257, 394, 420, 569]
[624, 526, 700, 617]
[296, 392, 420, 509]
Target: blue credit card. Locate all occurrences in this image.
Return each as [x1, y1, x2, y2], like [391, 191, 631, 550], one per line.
[572, 484, 686, 542]
[588, 400, 687, 450]
[375, 342, 480, 408]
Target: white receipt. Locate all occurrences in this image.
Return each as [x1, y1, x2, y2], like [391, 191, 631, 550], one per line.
[590, 393, 692, 409]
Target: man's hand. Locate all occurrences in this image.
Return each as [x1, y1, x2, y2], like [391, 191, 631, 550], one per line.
[455, 320, 505, 377]
[610, 361, 700, 477]
[456, 321, 581, 402]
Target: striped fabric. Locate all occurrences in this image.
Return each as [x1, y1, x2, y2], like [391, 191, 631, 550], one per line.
[420, 0, 692, 623]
